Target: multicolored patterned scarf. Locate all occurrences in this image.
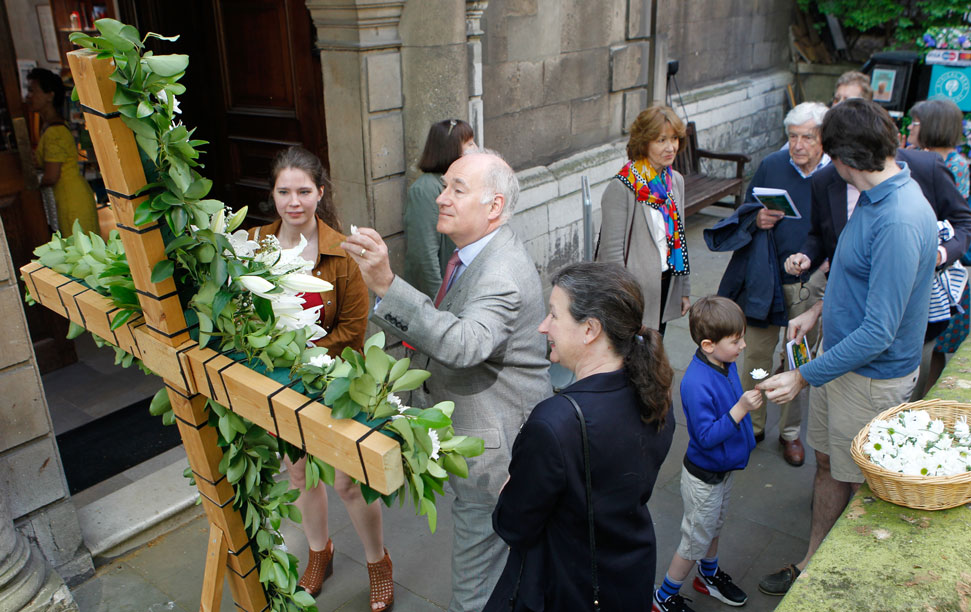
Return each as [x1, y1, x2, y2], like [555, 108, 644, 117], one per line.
[616, 160, 689, 275]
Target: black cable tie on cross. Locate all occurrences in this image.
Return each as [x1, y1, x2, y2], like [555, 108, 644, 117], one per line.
[173, 413, 207, 431]
[215, 349, 247, 408]
[104, 187, 139, 201]
[294, 397, 318, 451]
[144, 323, 191, 339]
[355, 425, 385, 487]
[103, 307, 122, 345]
[201, 353, 224, 404]
[70, 287, 91, 334]
[54, 279, 75, 315]
[189, 467, 225, 486]
[135, 288, 180, 301]
[79, 103, 121, 119]
[175, 343, 195, 395]
[115, 222, 158, 235]
[265, 380, 300, 439]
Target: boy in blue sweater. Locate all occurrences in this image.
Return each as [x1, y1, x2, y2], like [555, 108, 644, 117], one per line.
[654, 296, 763, 612]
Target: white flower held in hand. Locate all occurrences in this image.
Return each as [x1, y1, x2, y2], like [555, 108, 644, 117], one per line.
[350, 224, 359, 235]
[750, 368, 769, 380]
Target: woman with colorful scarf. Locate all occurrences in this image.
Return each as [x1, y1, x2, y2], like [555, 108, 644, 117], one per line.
[598, 105, 691, 335]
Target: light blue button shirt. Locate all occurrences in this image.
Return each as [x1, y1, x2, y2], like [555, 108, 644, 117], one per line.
[442, 228, 501, 293]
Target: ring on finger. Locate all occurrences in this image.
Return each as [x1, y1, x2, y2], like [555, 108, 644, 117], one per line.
[361, 248, 367, 257]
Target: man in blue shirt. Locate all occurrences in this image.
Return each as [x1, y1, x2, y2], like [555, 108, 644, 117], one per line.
[756, 99, 938, 596]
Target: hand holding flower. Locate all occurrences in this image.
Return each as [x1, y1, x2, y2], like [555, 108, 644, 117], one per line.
[757, 369, 808, 404]
[341, 226, 395, 297]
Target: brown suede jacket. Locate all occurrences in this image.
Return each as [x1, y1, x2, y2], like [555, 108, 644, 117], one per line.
[250, 217, 368, 355]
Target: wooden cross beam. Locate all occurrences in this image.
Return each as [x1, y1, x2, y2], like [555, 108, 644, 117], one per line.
[20, 49, 403, 612]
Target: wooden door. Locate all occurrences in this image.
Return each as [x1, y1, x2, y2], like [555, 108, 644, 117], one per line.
[117, 0, 328, 224]
[0, 1, 77, 372]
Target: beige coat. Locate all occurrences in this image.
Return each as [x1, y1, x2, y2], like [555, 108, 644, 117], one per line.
[597, 170, 690, 328]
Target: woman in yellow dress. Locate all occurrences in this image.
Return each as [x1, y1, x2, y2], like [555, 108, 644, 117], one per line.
[26, 68, 98, 237]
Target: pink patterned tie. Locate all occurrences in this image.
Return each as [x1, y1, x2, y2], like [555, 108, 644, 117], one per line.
[434, 251, 462, 307]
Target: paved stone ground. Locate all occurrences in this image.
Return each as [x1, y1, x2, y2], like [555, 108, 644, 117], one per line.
[70, 209, 817, 611]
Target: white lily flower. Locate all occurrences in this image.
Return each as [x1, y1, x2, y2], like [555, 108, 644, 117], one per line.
[227, 206, 248, 232]
[156, 89, 182, 114]
[211, 208, 226, 234]
[279, 273, 333, 294]
[750, 368, 768, 380]
[226, 230, 259, 259]
[350, 224, 359, 235]
[239, 275, 274, 295]
[428, 429, 441, 461]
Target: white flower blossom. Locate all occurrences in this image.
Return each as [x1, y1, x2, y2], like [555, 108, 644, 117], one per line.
[239, 275, 274, 295]
[750, 368, 769, 380]
[308, 353, 334, 369]
[350, 225, 359, 235]
[279, 272, 333, 294]
[226, 230, 259, 259]
[428, 429, 441, 460]
[865, 409, 971, 477]
[156, 89, 182, 114]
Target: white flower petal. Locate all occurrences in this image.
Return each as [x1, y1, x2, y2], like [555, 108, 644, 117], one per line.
[239, 275, 274, 294]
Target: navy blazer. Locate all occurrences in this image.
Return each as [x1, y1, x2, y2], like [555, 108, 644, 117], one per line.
[485, 369, 675, 612]
[706, 202, 788, 326]
[802, 147, 971, 270]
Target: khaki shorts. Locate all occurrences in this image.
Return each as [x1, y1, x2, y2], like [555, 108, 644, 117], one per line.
[676, 466, 735, 560]
[807, 367, 918, 483]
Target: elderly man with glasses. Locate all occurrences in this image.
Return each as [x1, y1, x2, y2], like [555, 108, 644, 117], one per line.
[706, 102, 830, 466]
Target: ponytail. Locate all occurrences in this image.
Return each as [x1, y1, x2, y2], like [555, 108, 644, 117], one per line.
[624, 327, 672, 428]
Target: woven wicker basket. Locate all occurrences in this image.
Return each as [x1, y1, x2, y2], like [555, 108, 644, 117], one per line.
[850, 399, 971, 511]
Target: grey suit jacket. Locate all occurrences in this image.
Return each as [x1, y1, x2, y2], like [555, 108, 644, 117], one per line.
[373, 224, 551, 504]
[598, 170, 691, 328]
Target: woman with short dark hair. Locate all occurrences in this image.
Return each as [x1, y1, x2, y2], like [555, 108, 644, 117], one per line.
[485, 262, 675, 611]
[403, 119, 476, 298]
[26, 67, 98, 236]
[598, 105, 691, 335]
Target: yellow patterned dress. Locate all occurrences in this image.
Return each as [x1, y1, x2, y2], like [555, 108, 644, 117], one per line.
[35, 124, 98, 237]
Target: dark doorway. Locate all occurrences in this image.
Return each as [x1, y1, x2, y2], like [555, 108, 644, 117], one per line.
[116, 0, 329, 224]
[0, 1, 77, 373]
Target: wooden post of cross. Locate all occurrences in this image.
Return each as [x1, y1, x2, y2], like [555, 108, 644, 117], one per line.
[17, 49, 404, 612]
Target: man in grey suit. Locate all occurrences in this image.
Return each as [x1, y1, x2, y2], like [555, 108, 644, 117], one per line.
[342, 150, 551, 612]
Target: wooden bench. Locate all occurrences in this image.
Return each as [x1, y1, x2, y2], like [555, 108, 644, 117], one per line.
[674, 121, 751, 217]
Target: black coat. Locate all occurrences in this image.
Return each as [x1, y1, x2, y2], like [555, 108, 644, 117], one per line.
[801, 147, 971, 270]
[484, 369, 675, 612]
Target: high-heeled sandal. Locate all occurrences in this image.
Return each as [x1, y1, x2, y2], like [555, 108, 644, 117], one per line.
[366, 548, 394, 612]
[297, 539, 334, 597]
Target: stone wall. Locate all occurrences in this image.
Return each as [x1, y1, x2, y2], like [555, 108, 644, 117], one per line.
[657, 0, 793, 91]
[505, 69, 792, 285]
[480, 0, 654, 169]
[0, 219, 92, 585]
[677, 69, 793, 177]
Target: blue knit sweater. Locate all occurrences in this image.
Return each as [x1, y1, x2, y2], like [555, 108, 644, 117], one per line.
[743, 149, 817, 284]
[680, 351, 756, 473]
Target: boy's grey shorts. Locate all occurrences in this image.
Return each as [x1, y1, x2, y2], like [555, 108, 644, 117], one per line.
[676, 465, 735, 560]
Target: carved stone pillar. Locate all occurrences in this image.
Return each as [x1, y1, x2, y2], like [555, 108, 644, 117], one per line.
[305, 0, 407, 244]
[0, 494, 77, 612]
[466, 1, 488, 146]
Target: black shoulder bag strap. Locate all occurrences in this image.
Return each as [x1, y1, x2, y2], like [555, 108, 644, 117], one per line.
[562, 393, 601, 612]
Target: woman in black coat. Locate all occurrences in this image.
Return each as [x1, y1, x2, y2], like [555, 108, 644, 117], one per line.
[485, 262, 676, 611]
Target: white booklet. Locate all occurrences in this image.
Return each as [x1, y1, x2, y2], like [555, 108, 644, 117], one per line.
[753, 187, 801, 219]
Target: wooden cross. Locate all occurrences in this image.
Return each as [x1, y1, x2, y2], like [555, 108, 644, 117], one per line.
[20, 49, 403, 612]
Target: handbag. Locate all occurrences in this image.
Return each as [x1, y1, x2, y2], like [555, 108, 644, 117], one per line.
[508, 393, 600, 611]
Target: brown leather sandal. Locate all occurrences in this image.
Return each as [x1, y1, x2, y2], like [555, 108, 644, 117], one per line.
[297, 539, 334, 597]
[366, 548, 394, 612]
